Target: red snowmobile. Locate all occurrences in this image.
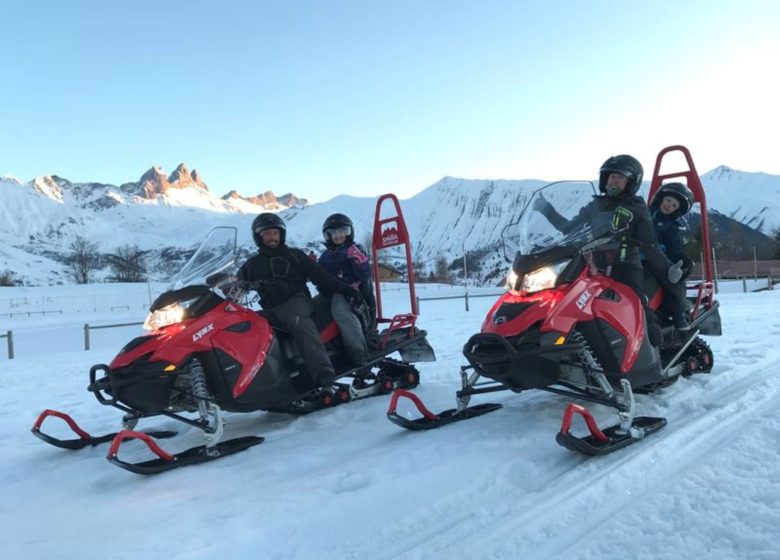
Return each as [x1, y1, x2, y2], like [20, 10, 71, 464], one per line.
[388, 145, 721, 455]
[32, 194, 434, 474]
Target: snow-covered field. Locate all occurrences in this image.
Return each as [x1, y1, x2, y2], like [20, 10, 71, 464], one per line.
[1, 283, 779, 560]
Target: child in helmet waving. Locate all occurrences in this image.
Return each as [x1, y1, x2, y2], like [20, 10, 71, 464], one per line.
[649, 182, 695, 330]
[318, 213, 372, 370]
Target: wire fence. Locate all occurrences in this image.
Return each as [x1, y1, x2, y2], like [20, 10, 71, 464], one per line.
[416, 292, 503, 312]
[1, 276, 776, 359]
[0, 295, 152, 318]
[0, 330, 12, 359]
[83, 321, 145, 351]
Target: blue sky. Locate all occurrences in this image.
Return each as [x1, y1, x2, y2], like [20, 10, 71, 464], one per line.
[1, 0, 778, 202]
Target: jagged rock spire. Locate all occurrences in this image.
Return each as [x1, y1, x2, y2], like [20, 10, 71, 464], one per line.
[136, 163, 208, 198]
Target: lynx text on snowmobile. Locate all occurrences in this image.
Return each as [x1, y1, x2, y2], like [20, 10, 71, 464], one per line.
[387, 145, 721, 456]
[32, 194, 435, 474]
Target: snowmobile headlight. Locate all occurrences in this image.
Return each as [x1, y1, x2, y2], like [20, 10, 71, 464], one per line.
[507, 260, 570, 295]
[143, 303, 186, 331]
[506, 268, 522, 293]
[521, 260, 570, 294]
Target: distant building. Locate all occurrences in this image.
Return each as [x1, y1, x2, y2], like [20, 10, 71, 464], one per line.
[376, 262, 402, 282]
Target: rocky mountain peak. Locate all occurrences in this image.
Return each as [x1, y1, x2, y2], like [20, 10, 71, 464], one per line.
[31, 175, 65, 202]
[278, 193, 308, 208]
[707, 165, 734, 180]
[1, 175, 24, 185]
[138, 165, 171, 198]
[219, 189, 307, 210]
[167, 163, 208, 191]
[135, 163, 209, 198]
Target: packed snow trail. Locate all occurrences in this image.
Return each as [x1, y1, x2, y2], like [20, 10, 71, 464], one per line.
[336, 290, 780, 560]
[1, 288, 778, 560]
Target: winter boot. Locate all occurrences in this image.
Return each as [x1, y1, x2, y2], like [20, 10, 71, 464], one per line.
[352, 361, 373, 379]
[316, 368, 337, 388]
[672, 312, 691, 331]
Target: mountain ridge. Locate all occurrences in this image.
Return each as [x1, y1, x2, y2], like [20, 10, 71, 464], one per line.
[1, 164, 778, 286]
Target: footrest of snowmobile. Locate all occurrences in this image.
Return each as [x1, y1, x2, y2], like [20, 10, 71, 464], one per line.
[555, 404, 666, 456]
[31, 409, 177, 450]
[386, 389, 502, 431]
[106, 430, 264, 475]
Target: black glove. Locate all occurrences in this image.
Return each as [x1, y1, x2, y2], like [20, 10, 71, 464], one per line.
[343, 287, 364, 306]
[667, 260, 684, 284]
[532, 193, 551, 213]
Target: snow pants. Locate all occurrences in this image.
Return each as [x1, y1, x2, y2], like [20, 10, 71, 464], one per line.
[331, 293, 368, 365]
[613, 264, 662, 346]
[265, 292, 335, 385]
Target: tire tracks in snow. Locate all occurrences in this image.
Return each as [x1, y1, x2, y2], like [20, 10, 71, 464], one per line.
[345, 327, 780, 560]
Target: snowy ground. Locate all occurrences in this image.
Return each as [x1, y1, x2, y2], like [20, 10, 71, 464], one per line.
[1, 283, 779, 560]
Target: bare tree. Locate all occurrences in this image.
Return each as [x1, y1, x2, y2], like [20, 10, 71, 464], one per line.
[66, 235, 100, 284]
[411, 259, 427, 283]
[774, 227, 780, 259]
[434, 254, 450, 283]
[0, 269, 18, 286]
[361, 231, 373, 253]
[105, 244, 148, 282]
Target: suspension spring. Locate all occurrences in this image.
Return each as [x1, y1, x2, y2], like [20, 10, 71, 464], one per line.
[190, 359, 211, 418]
[571, 331, 613, 397]
[571, 332, 604, 374]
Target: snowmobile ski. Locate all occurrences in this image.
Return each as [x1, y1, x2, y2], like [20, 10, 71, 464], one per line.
[31, 409, 176, 450]
[386, 389, 502, 431]
[555, 403, 666, 456]
[106, 430, 264, 475]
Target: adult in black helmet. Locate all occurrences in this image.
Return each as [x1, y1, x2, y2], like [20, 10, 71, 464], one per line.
[238, 212, 364, 388]
[251, 212, 287, 248]
[598, 154, 644, 196]
[533, 154, 685, 344]
[648, 182, 696, 329]
[318, 213, 374, 370]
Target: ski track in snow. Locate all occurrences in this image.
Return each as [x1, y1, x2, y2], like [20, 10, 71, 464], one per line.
[340, 294, 780, 560]
[1, 287, 779, 559]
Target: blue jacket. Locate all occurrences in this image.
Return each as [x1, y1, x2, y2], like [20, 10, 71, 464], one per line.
[652, 209, 692, 268]
[318, 242, 371, 287]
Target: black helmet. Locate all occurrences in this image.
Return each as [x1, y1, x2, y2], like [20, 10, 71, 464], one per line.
[651, 182, 694, 219]
[599, 154, 644, 196]
[251, 213, 286, 247]
[322, 213, 354, 244]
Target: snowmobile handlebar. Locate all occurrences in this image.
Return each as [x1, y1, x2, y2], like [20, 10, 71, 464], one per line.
[580, 236, 620, 254]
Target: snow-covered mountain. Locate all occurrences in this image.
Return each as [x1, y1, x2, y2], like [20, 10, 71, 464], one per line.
[0, 165, 309, 284]
[695, 166, 780, 233]
[1, 165, 778, 286]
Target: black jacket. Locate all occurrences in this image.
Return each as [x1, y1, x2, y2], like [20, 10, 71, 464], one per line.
[541, 193, 672, 274]
[238, 245, 353, 309]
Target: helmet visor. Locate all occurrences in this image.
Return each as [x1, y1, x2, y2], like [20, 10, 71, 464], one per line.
[325, 225, 352, 238]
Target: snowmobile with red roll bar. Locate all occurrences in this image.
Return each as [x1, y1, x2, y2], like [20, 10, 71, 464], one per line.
[32, 194, 434, 474]
[387, 145, 721, 455]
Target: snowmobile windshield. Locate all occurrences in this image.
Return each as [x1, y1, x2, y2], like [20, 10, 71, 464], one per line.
[168, 227, 239, 289]
[502, 180, 615, 260]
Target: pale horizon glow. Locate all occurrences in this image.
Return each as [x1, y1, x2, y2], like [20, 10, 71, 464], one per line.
[1, 0, 778, 203]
